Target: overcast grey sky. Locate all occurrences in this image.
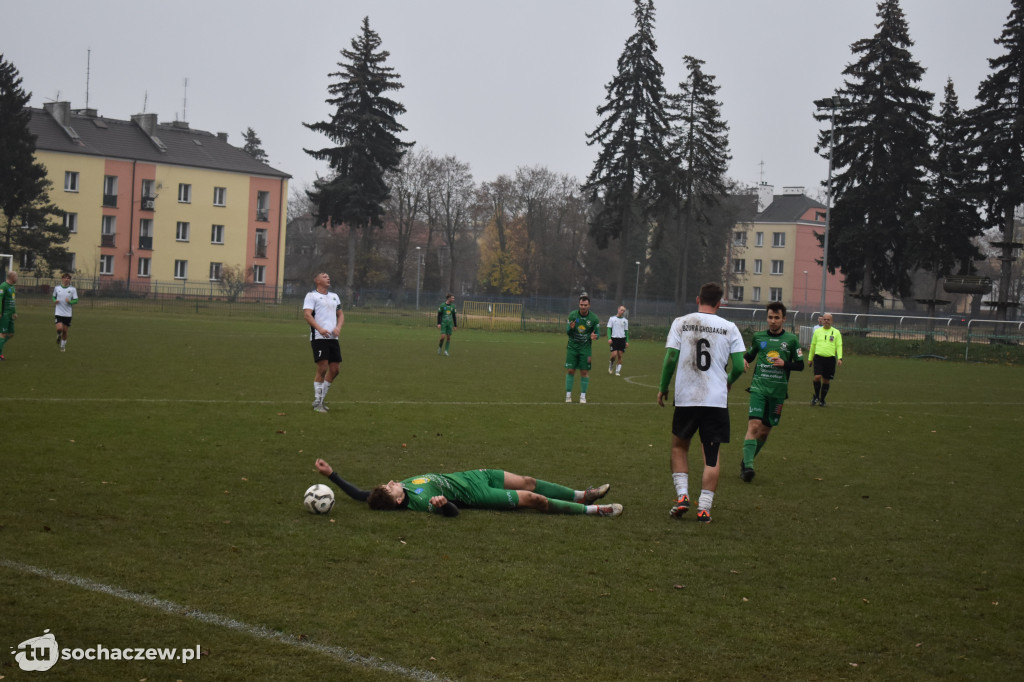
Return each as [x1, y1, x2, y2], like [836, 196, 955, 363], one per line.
[1, 0, 1014, 198]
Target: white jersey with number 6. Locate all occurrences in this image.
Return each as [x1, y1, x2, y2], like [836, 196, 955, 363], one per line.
[665, 311, 745, 408]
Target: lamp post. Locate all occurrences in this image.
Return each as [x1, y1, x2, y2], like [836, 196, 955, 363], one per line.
[633, 261, 641, 318]
[415, 246, 422, 310]
[803, 270, 809, 308]
[820, 96, 839, 315]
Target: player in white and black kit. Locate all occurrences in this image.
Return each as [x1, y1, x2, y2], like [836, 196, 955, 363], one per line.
[606, 305, 629, 376]
[52, 273, 78, 352]
[302, 272, 344, 413]
[657, 282, 745, 523]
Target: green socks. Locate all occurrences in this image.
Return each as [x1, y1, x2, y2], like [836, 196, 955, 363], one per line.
[533, 479, 575, 501]
[565, 374, 575, 392]
[743, 438, 767, 468]
[545, 498, 587, 515]
[581, 377, 589, 394]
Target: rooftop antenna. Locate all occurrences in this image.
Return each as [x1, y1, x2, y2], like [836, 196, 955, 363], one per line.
[85, 48, 91, 110]
[759, 159, 766, 185]
[142, 91, 148, 113]
[182, 77, 188, 121]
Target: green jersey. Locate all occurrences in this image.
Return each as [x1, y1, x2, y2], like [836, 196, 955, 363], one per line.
[744, 329, 803, 400]
[437, 302, 457, 327]
[566, 310, 600, 349]
[0, 281, 14, 317]
[401, 470, 516, 513]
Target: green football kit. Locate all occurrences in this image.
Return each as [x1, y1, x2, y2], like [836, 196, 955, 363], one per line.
[741, 328, 804, 469]
[401, 470, 518, 513]
[565, 310, 600, 370]
[0, 280, 15, 337]
[437, 302, 457, 334]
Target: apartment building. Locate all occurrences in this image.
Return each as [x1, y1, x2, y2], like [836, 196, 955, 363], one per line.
[29, 102, 289, 297]
[725, 185, 844, 312]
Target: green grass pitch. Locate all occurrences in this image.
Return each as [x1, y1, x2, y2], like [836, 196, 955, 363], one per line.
[1, 305, 1021, 681]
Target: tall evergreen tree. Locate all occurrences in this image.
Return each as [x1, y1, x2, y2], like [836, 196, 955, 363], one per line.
[303, 16, 412, 294]
[971, 0, 1024, 320]
[0, 54, 68, 277]
[240, 127, 269, 163]
[582, 0, 671, 302]
[814, 0, 933, 312]
[662, 55, 731, 308]
[910, 79, 985, 315]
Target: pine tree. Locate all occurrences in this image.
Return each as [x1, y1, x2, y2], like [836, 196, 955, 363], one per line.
[240, 127, 269, 163]
[303, 16, 412, 293]
[662, 55, 731, 308]
[0, 54, 68, 276]
[582, 0, 671, 302]
[910, 79, 985, 315]
[814, 0, 934, 312]
[971, 0, 1024, 320]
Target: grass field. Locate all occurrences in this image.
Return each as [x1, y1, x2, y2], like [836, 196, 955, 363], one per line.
[1, 304, 1022, 681]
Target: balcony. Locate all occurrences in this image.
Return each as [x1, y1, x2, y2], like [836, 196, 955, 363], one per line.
[255, 243, 268, 258]
[102, 194, 118, 207]
[256, 208, 270, 222]
[141, 196, 155, 211]
[138, 236, 153, 250]
[101, 234, 116, 247]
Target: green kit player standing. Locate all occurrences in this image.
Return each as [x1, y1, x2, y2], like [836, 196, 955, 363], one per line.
[740, 301, 804, 482]
[564, 295, 600, 403]
[437, 293, 457, 355]
[0, 271, 17, 360]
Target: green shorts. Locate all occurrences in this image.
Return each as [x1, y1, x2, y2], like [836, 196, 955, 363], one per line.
[564, 346, 592, 371]
[440, 322, 454, 336]
[748, 391, 784, 427]
[0, 315, 13, 334]
[455, 469, 518, 510]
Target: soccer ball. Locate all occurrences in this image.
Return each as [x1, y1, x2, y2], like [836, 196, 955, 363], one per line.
[303, 484, 335, 514]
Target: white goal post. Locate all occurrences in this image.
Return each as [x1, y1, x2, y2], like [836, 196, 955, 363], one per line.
[0, 254, 12, 274]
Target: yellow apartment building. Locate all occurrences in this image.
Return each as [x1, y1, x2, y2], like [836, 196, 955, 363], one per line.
[29, 102, 289, 298]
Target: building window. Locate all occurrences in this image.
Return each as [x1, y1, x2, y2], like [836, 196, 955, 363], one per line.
[141, 179, 156, 210]
[754, 259, 762, 274]
[731, 286, 744, 301]
[64, 212, 77, 233]
[174, 260, 188, 280]
[20, 252, 35, 270]
[68, 252, 76, 272]
[138, 219, 153, 250]
[771, 259, 784, 275]
[255, 229, 268, 258]
[252, 264, 266, 284]
[103, 175, 118, 207]
[138, 257, 151, 277]
[733, 231, 747, 246]
[770, 287, 783, 302]
[176, 221, 190, 242]
[99, 254, 114, 275]
[213, 187, 227, 206]
[256, 191, 270, 221]
[732, 258, 745, 274]
[755, 232, 763, 247]
[772, 232, 786, 247]
[211, 224, 224, 244]
[101, 216, 116, 247]
[209, 262, 223, 281]
[178, 183, 192, 203]
[64, 171, 79, 192]
[753, 286, 761, 302]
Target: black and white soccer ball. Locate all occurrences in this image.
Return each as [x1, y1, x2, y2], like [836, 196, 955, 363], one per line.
[303, 484, 335, 514]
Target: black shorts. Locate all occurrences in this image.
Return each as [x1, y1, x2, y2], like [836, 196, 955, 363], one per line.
[813, 355, 837, 380]
[671, 405, 731, 444]
[610, 337, 627, 352]
[311, 339, 342, 364]
[55, 315, 72, 327]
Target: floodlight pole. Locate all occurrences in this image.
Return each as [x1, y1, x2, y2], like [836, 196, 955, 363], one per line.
[633, 261, 641, 318]
[415, 246, 422, 310]
[820, 97, 838, 316]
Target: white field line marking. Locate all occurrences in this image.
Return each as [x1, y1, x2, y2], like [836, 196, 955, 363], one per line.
[0, 558, 449, 682]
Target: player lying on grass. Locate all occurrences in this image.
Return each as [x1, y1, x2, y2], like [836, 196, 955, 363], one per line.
[314, 458, 621, 518]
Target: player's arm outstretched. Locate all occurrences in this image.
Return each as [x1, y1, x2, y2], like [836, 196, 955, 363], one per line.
[315, 458, 370, 502]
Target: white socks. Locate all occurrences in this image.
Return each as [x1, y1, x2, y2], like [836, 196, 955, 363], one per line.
[698, 489, 715, 511]
[314, 381, 332, 403]
[672, 473, 689, 499]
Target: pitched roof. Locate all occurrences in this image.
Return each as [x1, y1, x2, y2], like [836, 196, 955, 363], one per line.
[755, 193, 826, 223]
[28, 107, 290, 179]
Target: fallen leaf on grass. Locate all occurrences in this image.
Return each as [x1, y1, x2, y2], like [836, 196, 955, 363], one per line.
[673, 584, 685, 590]
[276, 430, 286, 434]
[277, 412, 286, 416]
